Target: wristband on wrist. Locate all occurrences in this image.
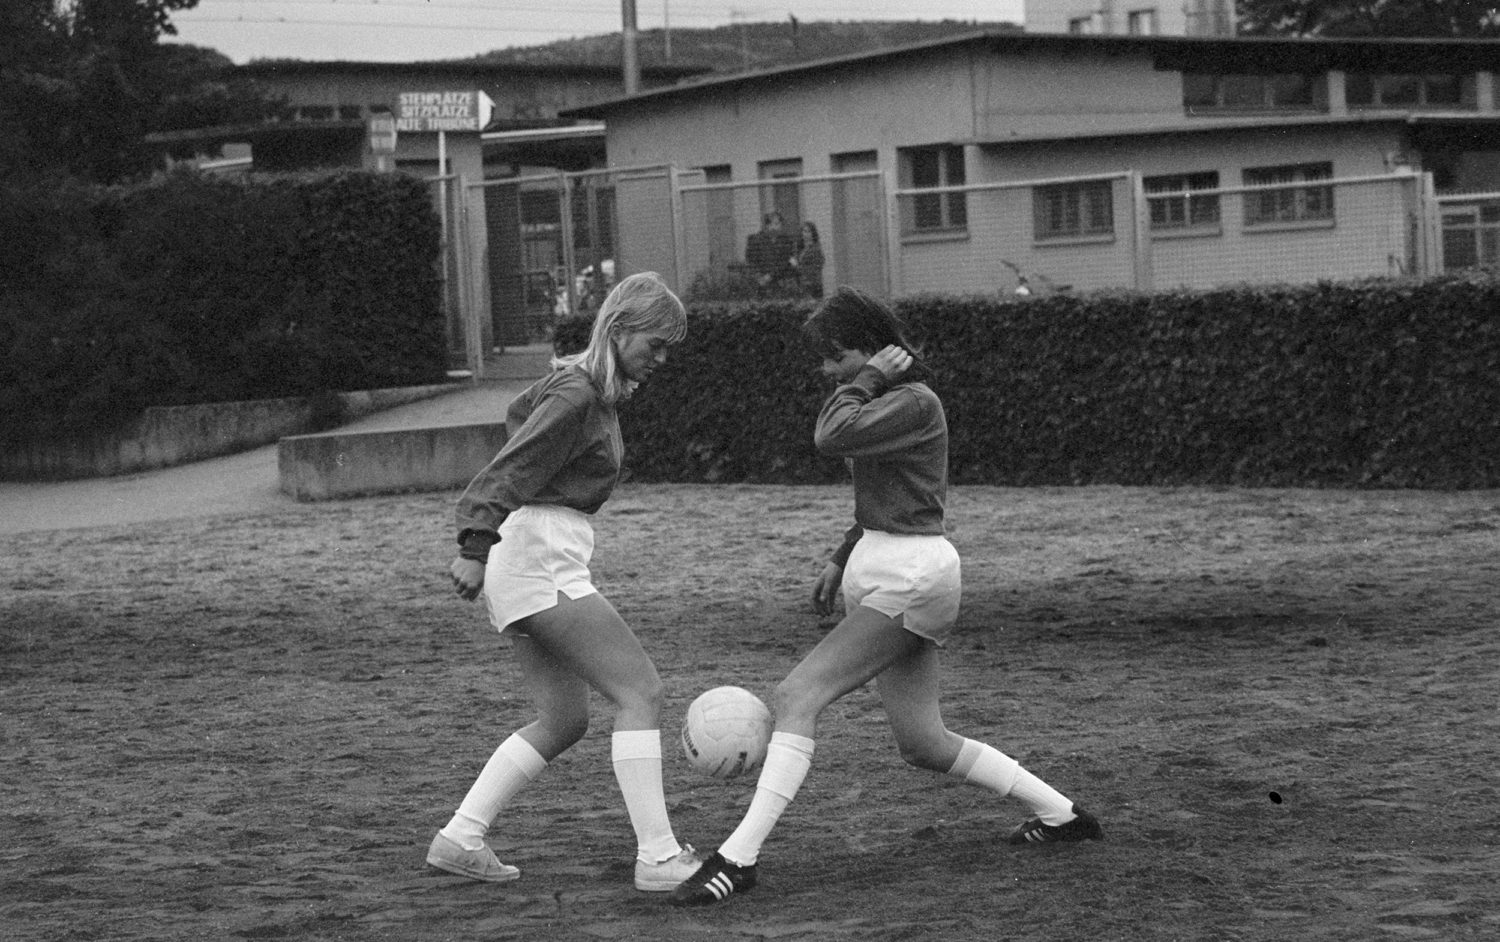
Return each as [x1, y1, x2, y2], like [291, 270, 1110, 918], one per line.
[457, 527, 500, 562]
[829, 524, 864, 568]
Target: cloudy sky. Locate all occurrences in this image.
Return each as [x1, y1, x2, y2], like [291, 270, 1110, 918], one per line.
[166, 0, 1028, 63]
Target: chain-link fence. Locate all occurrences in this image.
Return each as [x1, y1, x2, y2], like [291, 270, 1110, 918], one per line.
[1142, 171, 1436, 288]
[893, 172, 1140, 298]
[675, 171, 889, 303]
[456, 165, 680, 374]
[891, 169, 1438, 297]
[445, 166, 1464, 373]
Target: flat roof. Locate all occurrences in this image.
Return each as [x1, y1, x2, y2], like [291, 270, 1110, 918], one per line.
[967, 112, 1404, 147]
[964, 111, 1500, 147]
[563, 29, 1500, 118]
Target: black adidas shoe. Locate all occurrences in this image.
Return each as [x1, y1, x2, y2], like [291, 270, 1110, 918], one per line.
[1007, 804, 1104, 845]
[669, 851, 758, 906]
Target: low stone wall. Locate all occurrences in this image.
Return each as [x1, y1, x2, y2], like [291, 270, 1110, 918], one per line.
[1, 384, 461, 481]
[278, 423, 508, 501]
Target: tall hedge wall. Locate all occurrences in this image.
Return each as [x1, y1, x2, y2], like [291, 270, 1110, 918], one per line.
[568, 274, 1500, 489]
[0, 171, 446, 442]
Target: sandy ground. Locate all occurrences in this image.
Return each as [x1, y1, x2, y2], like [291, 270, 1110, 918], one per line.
[3, 481, 1499, 941]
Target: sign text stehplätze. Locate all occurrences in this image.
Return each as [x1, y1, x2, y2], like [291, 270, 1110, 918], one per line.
[396, 91, 490, 132]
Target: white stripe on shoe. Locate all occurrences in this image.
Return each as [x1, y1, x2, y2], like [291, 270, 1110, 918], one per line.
[707, 872, 735, 899]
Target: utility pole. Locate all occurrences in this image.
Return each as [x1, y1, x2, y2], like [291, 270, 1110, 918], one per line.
[664, 0, 672, 60]
[622, 0, 640, 95]
[730, 8, 749, 69]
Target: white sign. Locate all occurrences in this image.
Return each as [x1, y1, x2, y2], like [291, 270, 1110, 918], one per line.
[395, 90, 494, 133]
[367, 114, 397, 154]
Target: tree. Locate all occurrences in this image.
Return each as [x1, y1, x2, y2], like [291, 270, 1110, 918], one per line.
[0, 1, 283, 182]
[142, 43, 289, 135]
[1237, 0, 1500, 37]
[64, 0, 204, 180]
[0, 1, 77, 180]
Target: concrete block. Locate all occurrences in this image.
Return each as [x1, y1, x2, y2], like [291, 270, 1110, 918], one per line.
[2, 383, 462, 481]
[278, 422, 508, 501]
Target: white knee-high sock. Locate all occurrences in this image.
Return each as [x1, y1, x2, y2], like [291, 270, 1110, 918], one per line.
[612, 729, 682, 864]
[717, 732, 815, 867]
[442, 733, 548, 849]
[948, 738, 1075, 826]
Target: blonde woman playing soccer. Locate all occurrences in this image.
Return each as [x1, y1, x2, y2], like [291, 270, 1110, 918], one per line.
[672, 286, 1101, 906]
[427, 272, 703, 891]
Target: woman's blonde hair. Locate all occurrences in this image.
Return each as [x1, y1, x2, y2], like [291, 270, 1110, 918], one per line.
[552, 271, 687, 404]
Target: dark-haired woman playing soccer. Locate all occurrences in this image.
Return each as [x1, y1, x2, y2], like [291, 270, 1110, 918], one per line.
[673, 286, 1101, 906]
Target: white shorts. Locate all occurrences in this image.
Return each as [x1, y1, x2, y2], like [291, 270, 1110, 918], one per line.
[842, 530, 961, 644]
[483, 505, 598, 634]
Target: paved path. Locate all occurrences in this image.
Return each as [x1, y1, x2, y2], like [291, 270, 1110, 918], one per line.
[0, 381, 533, 536]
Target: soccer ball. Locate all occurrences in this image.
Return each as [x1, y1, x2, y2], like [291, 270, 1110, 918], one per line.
[680, 686, 772, 779]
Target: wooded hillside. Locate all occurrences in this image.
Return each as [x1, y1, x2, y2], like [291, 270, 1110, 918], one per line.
[468, 18, 1020, 73]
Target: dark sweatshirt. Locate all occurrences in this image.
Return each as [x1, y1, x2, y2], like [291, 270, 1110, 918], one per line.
[815, 364, 948, 563]
[455, 366, 622, 547]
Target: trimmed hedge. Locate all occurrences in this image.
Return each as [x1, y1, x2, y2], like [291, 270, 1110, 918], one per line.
[564, 275, 1500, 489]
[1, 170, 446, 442]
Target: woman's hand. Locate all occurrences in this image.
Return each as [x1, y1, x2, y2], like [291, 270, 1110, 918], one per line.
[866, 345, 912, 382]
[450, 557, 485, 601]
[811, 562, 843, 617]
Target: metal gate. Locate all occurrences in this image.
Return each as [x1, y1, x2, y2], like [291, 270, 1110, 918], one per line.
[455, 164, 682, 377]
[675, 170, 889, 302]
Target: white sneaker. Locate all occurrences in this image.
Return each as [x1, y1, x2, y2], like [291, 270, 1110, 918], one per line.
[426, 832, 521, 883]
[633, 843, 704, 891]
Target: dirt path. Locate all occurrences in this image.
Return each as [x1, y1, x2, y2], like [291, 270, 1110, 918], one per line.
[0, 381, 531, 537]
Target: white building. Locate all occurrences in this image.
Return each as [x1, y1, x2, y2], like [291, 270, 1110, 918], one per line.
[1027, 0, 1236, 37]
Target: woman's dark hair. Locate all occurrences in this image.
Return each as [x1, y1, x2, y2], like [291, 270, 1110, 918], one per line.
[801, 286, 932, 381]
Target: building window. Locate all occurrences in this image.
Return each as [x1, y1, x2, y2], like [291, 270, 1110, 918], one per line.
[1243, 162, 1334, 226]
[1127, 9, 1159, 35]
[1068, 15, 1095, 34]
[1346, 73, 1467, 109]
[1268, 74, 1315, 107]
[701, 165, 736, 271]
[1184, 73, 1322, 112]
[1034, 180, 1114, 240]
[1441, 202, 1500, 270]
[900, 145, 967, 234]
[758, 158, 803, 231]
[1145, 172, 1220, 230]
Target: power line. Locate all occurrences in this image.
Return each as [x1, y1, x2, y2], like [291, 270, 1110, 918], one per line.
[179, 0, 783, 24]
[177, 1, 1009, 27]
[225, 0, 757, 10]
[182, 16, 607, 35]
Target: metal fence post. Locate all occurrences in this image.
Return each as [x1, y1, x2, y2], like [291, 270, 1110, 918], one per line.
[1130, 170, 1153, 292]
[454, 174, 483, 379]
[884, 167, 902, 297]
[559, 172, 579, 319]
[468, 178, 494, 367]
[1421, 172, 1443, 276]
[668, 165, 687, 292]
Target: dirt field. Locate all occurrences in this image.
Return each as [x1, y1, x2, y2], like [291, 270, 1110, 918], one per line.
[3, 483, 1499, 941]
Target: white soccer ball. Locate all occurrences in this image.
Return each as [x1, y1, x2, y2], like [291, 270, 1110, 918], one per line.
[680, 685, 772, 779]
